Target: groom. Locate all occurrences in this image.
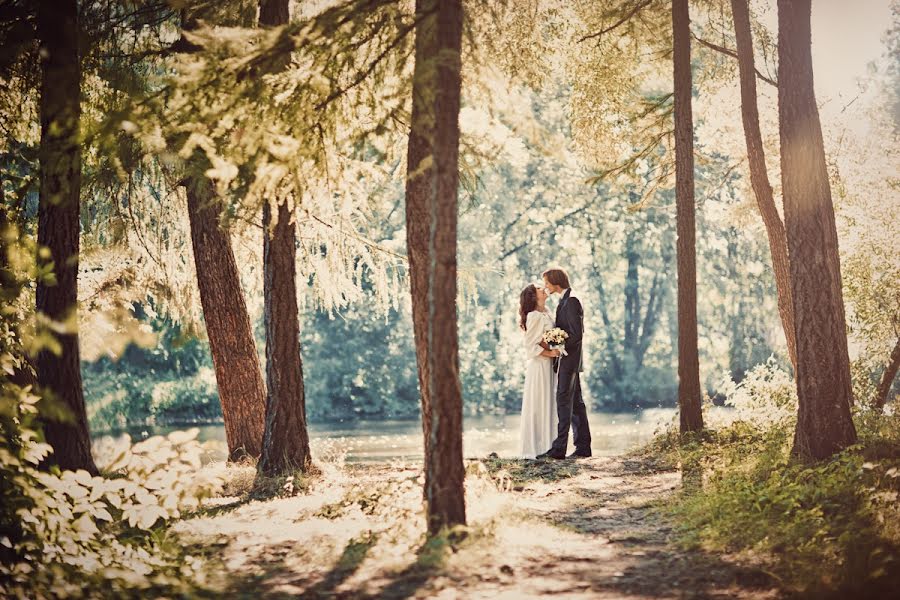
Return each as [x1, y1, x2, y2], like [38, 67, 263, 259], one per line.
[538, 268, 592, 460]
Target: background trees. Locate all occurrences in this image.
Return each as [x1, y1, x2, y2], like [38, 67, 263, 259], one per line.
[1, 0, 894, 461]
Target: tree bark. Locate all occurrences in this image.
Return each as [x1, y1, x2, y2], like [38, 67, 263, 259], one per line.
[36, 0, 98, 475]
[406, 43, 432, 458]
[777, 0, 856, 460]
[406, 0, 466, 534]
[874, 337, 900, 411]
[256, 0, 311, 476]
[258, 0, 289, 26]
[672, 0, 703, 434]
[731, 0, 798, 372]
[185, 178, 266, 461]
[258, 199, 311, 474]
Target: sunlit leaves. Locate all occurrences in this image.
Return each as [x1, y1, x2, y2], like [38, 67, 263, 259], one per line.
[1, 407, 222, 597]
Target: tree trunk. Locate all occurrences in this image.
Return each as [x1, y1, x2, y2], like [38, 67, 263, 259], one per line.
[731, 0, 798, 372]
[258, 199, 311, 474]
[406, 56, 432, 457]
[777, 0, 857, 460]
[623, 230, 640, 358]
[255, 0, 311, 476]
[258, 0, 289, 25]
[406, 0, 466, 534]
[185, 178, 266, 461]
[672, 0, 703, 434]
[874, 337, 900, 411]
[36, 0, 98, 475]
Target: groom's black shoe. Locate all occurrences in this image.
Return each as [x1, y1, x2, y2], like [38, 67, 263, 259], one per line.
[537, 449, 566, 460]
[566, 448, 592, 459]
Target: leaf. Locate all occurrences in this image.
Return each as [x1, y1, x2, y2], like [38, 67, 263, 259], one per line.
[92, 507, 113, 522]
[137, 505, 166, 529]
[73, 514, 99, 537]
[167, 428, 199, 445]
[105, 492, 122, 509]
[73, 469, 93, 486]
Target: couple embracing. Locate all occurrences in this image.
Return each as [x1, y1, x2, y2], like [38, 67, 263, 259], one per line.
[519, 268, 592, 460]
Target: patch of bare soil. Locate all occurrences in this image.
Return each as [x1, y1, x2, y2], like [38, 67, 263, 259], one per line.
[176, 457, 781, 599]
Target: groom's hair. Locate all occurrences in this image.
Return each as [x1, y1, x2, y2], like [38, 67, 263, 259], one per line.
[542, 268, 570, 289]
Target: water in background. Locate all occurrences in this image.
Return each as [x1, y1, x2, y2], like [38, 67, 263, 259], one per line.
[94, 408, 695, 463]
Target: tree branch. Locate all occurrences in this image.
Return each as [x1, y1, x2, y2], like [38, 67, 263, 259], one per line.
[692, 33, 777, 87]
[314, 10, 427, 112]
[578, 0, 656, 43]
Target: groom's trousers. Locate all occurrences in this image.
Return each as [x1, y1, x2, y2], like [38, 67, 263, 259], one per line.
[551, 363, 591, 453]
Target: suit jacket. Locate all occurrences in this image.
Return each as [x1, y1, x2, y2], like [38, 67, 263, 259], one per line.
[555, 289, 584, 372]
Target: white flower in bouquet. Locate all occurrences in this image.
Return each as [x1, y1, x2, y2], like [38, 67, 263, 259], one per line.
[542, 328, 568, 347]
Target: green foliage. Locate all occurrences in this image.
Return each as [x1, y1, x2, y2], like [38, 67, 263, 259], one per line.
[302, 305, 419, 420]
[645, 368, 900, 596]
[1, 404, 223, 596]
[149, 368, 221, 424]
[1, 213, 220, 597]
[83, 318, 222, 430]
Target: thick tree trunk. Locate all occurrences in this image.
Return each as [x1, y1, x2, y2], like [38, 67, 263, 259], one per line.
[731, 0, 798, 372]
[258, 199, 311, 474]
[874, 337, 900, 411]
[672, 0, 703, 434]
[777, 0, 856, 460]
[255, 0, 311, 476]
[185, 178, 266, 461]
[36, 0, 98, 475]
[406, 0, 466, 534]
[406, 65, 432, 455]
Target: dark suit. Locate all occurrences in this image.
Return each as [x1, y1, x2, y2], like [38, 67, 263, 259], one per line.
[551, 289, 591, 454]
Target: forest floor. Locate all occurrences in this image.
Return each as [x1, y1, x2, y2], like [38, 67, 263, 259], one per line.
[174, 454, 782, 599]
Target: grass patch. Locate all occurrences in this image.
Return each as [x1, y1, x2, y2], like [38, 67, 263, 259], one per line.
[473, 456, 581, 489]
[250, 465, 320, 501]
[651, 412, 900, 597]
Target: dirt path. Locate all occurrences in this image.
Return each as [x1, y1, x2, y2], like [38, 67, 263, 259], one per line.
[176, 456, 781, 599]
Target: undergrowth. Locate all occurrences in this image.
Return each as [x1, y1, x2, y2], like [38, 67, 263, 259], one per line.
[639, 411, 900, 597]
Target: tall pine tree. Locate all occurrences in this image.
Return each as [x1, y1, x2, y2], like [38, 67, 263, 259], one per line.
[257, 0, 312, 476]
[777, 0, 856, 460]
[36, 0, 98, 474]
[405, 0, 466, 533]
[672, 0, 703, 433]
[179, 7, 267, 461]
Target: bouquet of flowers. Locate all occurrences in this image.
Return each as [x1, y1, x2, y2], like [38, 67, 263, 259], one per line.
[542, 328, 568, 349]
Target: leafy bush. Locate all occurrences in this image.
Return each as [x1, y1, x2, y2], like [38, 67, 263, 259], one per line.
[1, 398, 222, 598]
[718, 357, 796, 425]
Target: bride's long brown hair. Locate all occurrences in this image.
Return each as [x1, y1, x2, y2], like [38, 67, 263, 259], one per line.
[519, 284, 538, 331]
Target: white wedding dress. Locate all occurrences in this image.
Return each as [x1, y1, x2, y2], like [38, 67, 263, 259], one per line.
[520, 310, 557, 459]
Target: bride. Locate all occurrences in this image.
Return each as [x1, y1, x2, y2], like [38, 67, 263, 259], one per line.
[519, 284, 560, 459]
